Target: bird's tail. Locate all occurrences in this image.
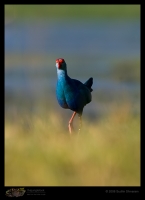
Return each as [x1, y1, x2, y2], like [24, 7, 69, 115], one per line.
[84, 77, 93, 92]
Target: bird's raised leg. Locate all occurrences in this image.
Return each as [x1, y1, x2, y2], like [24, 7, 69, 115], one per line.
[78, 115, 82, 134]
[68, 112, 76, 134]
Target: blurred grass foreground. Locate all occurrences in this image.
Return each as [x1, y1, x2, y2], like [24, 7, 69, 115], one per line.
[5, 5, 140, 186]
[5, 105, 140, 186]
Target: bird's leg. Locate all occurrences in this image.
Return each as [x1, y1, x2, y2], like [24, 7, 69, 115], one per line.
[68, 112, 76, 134]
[78, 115, 82, 134]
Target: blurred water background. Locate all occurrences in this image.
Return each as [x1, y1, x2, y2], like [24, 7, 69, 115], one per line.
[5, 5, 140, 120]
[5, 5, 140, 186]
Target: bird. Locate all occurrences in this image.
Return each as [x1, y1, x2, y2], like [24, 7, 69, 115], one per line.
[55, 58, 93, 134]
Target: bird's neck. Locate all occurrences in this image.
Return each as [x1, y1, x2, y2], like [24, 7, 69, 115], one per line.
[57, 69, 68, 80]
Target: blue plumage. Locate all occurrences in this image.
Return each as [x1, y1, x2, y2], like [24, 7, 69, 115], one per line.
[55, 58, 93, 133]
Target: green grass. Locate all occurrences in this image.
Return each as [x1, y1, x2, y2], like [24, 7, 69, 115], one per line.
[5, 5, 140, 21]
[5, 104, 140, 186]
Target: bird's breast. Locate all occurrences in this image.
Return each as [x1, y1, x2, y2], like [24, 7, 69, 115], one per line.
[56, 81, 69, 109]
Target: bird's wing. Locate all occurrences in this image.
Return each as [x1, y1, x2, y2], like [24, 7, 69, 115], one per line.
[72, 78, 93, 92]
[71, 79, 83, 87]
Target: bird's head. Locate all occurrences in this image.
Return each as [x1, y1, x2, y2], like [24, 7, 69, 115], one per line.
[56, 58, 67, 71]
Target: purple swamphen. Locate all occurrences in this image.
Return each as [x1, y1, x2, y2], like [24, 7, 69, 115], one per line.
[55, 58, 93, 134]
